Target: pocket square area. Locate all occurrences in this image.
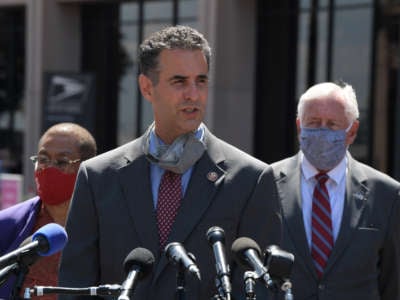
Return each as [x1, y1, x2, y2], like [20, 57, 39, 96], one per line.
[358, 226, 379, 232]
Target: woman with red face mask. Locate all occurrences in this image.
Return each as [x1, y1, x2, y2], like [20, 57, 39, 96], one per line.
[0, 123, 97, 300]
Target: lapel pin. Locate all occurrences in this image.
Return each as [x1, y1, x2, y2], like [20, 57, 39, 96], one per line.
[207, 171, 219, 182]
[353, 192, 366, 201]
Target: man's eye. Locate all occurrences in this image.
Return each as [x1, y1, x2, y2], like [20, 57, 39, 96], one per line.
[197, 79, 208, 86]
[327, 123, 340, 130]
[172, 79, 185, 85]
[305, 122, 319, 128]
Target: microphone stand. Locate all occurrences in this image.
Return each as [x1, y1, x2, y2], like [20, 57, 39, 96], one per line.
[280, 280, 293, 300]
[23, 284, 122, 299]
[175, 266, 186, 300]
[11, 262, 30, 300]
[173, 251, 198, 300]
[243, 271, 257, 300]
[211, 277, 231, 300]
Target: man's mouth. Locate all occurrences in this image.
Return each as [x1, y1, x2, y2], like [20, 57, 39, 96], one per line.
[183, 107, 198, 113]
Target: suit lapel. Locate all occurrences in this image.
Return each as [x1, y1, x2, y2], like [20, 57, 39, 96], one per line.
[168, 154, 225, 244]
[117, 142, 160, 259]
[324, 156, 369, 275]
[276, 155, 318, 278]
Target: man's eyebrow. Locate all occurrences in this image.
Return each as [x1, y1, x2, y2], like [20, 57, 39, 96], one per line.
[167, 74, 209, 82]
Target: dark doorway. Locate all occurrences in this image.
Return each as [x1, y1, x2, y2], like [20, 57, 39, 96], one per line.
[254, 1, 299, 163]
[0, 7, 25, 174]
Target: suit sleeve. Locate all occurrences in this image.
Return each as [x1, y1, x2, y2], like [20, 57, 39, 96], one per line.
[379, 188, 400, 300]
[231, 165, 282, 299]
[58, 164, 102, 300]
[238, 165, 282, 249]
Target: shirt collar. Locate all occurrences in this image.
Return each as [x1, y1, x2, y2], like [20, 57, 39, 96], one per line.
[300, 151, 347, 185]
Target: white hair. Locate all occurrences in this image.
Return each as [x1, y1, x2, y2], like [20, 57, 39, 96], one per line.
[297, 82, 360, 123]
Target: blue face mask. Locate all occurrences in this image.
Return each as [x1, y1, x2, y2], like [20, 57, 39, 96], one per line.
[299, 124, 352, 171]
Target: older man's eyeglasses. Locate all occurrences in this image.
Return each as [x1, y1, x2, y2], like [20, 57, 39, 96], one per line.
[30, 155, 81, 170]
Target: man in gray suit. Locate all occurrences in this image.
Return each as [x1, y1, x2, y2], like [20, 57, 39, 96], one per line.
[58, 25, 281, 300]
[272, 81, 400, 300]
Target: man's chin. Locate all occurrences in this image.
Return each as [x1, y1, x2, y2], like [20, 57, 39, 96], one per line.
[180, 120, 202, 133]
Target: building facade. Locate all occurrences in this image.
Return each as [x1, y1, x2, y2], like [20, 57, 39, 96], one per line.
[0, 0, 399, 196]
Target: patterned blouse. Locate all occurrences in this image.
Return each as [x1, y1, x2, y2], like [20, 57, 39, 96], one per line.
[21, 206, 61, 300]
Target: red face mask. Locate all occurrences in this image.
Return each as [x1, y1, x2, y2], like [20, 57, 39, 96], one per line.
[34, 167, 77, 205]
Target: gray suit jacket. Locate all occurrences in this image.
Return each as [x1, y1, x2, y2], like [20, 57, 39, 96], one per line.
[58, 127, 281, 300]
[271, 153, 400, 300]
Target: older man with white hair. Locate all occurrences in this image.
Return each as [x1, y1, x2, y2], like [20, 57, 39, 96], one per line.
[271, 81, 400, 300]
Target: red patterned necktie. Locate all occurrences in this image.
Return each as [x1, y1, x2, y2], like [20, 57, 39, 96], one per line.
[311, 173, 333, 278]
[156, 171, 182, 249]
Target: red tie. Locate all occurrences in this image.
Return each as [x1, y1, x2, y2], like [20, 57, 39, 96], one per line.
[156, 171, 182, 249]
[311, 173, 333, 278]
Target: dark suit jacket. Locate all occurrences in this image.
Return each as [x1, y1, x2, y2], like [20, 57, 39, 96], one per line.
[58, 127, 281, 300]
[271, 153, 400, 300]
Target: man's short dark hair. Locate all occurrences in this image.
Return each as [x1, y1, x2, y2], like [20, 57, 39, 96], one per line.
[138, 25, 211, 83]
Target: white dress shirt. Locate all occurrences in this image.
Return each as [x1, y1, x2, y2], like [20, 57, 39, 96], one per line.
[300, 152, 348, 249]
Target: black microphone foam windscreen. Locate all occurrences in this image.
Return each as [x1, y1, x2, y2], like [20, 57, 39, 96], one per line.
[123, 247, 155, 279]
[231, 237, 262, 268]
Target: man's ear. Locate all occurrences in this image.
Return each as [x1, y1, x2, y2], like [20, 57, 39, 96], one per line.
[296, 118, 301, 135]
[346, 120, 359, 146]
[138, 74, 153, 101]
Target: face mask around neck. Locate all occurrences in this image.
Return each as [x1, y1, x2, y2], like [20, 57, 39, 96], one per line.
[142, 123, 206, 174]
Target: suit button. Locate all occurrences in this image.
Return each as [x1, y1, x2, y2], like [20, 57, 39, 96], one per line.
[318, 284, 325, 290]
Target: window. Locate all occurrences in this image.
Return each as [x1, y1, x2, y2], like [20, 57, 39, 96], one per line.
[0, 7, 25, 174]
[117, 0, 198, 145]
[296, 0, 373, 162]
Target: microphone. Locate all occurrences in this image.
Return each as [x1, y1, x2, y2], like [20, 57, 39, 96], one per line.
[9, 234, 47, 299]
[118, 247, 155, 300]
[231, 237, 274, 289]
[264, 245, 295, 300]
[17, 235, 41, 267]
[0, 223, 68, 269]
[243, 271, 257, 300]
[165, 242, 201, 280]
[206, 226, 231, 298]
[264, 245, 294, 282]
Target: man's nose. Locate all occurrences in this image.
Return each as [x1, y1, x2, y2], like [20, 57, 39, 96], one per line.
[183, 82, 200, 101]
[320, 121, 329, 128]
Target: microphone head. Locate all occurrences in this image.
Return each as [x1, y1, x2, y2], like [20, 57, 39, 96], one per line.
[32, 223, 68, 256]
[164, 242, 201, 280]
[164, 242, 182, 259]
[231, 237, 262, 269]
[264, 245, 295, 280]
[206, 226, 225, 245]
[123, 247, 155, 279]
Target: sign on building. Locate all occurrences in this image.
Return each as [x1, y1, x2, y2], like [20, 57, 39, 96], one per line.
[0, 173, 23, 209]
[42, 72, 95, 133]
